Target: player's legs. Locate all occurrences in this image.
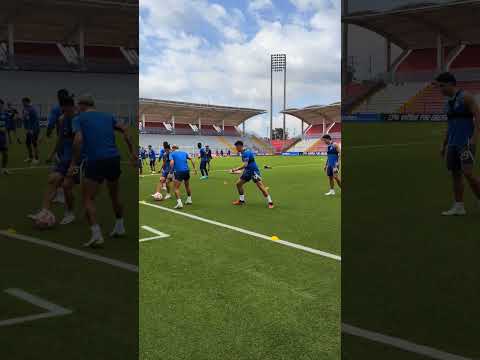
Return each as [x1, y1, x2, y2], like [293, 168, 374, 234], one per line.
[32, 132, 39, 163]
[334, 173, 341, 188]
[0, 149, 8, 173]
[106, 178, 126, 236]
[233, 178, 247, 205]
[173, 179, 184, 208]
[255, 180, 274, 208]
[25, 132, 33, 161]
[60, 176, 76, 225]
[184, 178, 192, 204]
[443, 147, 466, 215]
[462, 164, 480, 199]
[325, 166, 336, 195]
[42, 172, 64, 210]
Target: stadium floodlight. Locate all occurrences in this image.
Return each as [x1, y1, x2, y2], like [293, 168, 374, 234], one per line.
[270, 54, 287, 140]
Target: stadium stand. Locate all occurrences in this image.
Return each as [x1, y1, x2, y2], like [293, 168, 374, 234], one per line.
[282, 103, 341, 153]
[343, 1, 480, 116]
[0, 1, 138, 124]
[139, 99, 273, 154]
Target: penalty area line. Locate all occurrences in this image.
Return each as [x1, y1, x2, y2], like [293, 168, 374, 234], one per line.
[342, 323, 473, 360]
[0, 230, 138, 273]
[139, 201, 341, 261]
[139, 225, 170, 242]
[0, 288, 72, 327]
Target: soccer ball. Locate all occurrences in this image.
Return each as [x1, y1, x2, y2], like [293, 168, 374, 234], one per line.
[152, 192, 163, 201]
[34, 210, 56, 229]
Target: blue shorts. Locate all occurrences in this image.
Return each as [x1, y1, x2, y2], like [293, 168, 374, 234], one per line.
[0, 131, 7, 151]
[241, 169, 262, 183]
[85, 156, 121, 183]
[162, 169, 173, 178]
[54, 159, 81, 183]
[174, 170, 190, 182]
[447, 144, 476, 172]
[326, 165, 339, 177]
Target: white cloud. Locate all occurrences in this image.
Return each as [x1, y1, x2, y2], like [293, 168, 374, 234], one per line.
[248, 0, 273, 12]
[140, 0, 340, 137]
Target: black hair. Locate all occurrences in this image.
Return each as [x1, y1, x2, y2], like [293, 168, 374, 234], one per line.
[57, 89, 70, 99]
[435, 72, 457, 85]
[234, 140, 244, 147]
[197, 142, 202, 148]
[322, 134, 332, 140]
[59, 96, 75, 107]
[0, 99, 4, 105]
[163, 141, 169, 147]
[22, 97, 31, 104]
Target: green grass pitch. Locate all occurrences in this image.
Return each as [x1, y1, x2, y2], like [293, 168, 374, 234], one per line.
[0, 129, 138, 359]
[139, 154, 341, 360]
[342, 122, 480, 360]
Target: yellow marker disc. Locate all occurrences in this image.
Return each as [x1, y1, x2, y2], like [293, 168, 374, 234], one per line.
[271, 235, 279, 241]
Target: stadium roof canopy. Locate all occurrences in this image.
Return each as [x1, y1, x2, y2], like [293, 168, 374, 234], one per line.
[0, 0, 138, 47]
[139, 99, 267, 126]
[343, 0, 480, 49]
[282, 103, 341, 125]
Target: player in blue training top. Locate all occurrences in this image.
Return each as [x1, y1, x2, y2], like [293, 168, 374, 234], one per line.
[231, 140, 274, 208]
[0, 100, 10, 174]
[148, 145, 156, 173]
[321, 134, 341, 196]
[68, 94, 136, 248]
[436, 72, 480, 215]
[28, 96, 81, 225]
[46, 89, 71, 138]
[152, 142, 174, 200]
[197, 142, 209, 179]
[169, 144, 197, 209]
[22, 97, 41, 165]
[206, 145, 212, 171]
[5, 102, 20, 145]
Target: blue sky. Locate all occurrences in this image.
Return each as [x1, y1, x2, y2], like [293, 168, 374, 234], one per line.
[140, 0, 341, 137]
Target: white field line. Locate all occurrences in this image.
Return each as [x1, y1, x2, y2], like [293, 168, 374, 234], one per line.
[0, 288, 72, 327]
[342, 323, 473, 360]
[139, 200, 341, 261]
[139, 201, 471, 359]
[0, 230, 138, 273]
[139, 225, 170, 242]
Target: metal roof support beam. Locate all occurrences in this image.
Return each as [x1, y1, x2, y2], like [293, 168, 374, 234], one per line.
[78, 23, 85, 69]
[198, 117, 201, 135]
[7, 23, 14, 68]
[436, 34, 444, 73]
[445, 43, 466, 71]
[391, 49, 412, 83]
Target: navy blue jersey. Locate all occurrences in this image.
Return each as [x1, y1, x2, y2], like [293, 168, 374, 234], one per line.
[446, 90, 474, 146]
[327, 143, 339, 166]
[241, 149, 260, 173]
[59, 114, 76, 161]
[199, 147, 208, 161]
[23, 105, 40, 131]
[0, 111, 7, 132]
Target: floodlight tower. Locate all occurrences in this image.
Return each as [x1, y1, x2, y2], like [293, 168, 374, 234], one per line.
[270, 54, 287, 140]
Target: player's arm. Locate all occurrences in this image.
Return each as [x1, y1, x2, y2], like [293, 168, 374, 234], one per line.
[47, 115, 63, 163]
[334, 143, 341, 168]
[67, 130, 83, 177]
[46, 109, 57, 138]
[114, 122, 136, 166]
[188, 156, 197, 174]
[464, 92, 480, 145]
[233, 160, 248, 172]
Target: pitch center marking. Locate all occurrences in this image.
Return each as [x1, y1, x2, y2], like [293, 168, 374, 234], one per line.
[0, 288, 72, 327]
[140, 225, 170, 242]
[139, 201, 341, 261]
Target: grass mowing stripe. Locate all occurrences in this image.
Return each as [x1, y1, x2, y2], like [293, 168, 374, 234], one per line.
[0, 231, 138, 273]
[139, 200, 341, 261]
[342, 324, 473, 360]
[0, 289, 72, 327]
